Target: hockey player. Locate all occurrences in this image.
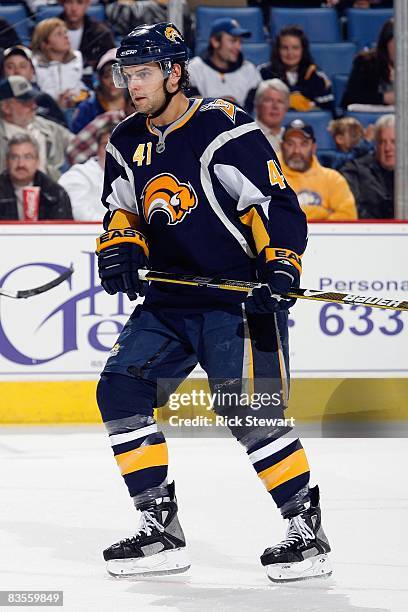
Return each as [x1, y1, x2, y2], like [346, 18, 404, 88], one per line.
[95, 22, 332, 582]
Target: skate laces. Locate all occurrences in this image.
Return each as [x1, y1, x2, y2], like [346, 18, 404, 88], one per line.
[278, 514, 315, 549]
[121, 508, 165, 546]
[138, 508, 165, 536]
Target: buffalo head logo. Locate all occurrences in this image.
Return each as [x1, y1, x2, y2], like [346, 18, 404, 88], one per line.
[142, 173, 198, 225]
[164, 26, 183, 43]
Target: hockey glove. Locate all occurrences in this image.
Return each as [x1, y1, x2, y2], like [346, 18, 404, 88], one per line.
[246, 257, 300, 314]
[96, 227, 149, 301]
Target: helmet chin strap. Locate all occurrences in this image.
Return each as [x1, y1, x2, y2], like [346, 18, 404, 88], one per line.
[148, 78, 179, 119]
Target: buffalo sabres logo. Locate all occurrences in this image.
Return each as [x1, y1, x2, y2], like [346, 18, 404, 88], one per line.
[142, 173, 198, 225]
[200, 99, 237, 123]
[164, 26, 183, 43]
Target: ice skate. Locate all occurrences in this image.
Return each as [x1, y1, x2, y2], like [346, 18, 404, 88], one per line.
[104, 482, 190, 577]
[261, 485, 332, 583]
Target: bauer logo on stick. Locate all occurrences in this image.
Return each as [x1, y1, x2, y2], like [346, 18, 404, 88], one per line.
[343, 294, 403, 308]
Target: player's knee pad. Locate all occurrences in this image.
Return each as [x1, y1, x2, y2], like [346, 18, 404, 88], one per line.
[96, 372, 156, 423]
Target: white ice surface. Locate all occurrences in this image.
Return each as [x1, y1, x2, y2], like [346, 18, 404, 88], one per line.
[0, 429, 407, 612]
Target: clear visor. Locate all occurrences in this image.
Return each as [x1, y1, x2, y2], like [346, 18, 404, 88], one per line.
[112, 61, 172, 88]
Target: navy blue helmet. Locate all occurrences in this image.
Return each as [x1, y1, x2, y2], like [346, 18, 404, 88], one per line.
[116, 22, 189, 67]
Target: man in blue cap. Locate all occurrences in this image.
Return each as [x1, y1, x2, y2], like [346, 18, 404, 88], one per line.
[188, 17, 261, 112]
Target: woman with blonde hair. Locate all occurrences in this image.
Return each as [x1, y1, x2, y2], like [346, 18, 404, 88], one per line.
[31, 17, 87, 108]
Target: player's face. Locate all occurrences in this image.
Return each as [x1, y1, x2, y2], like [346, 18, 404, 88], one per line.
[123, 63, 168, 115]
[3, 55, 34, 82]
[282, 133, 315, 172]
[63, 0, 90, 27]
[257, 89, 287, 129]
[376, 125, 395, 170]
[279, 35, 303, 70]
[7, 143, 39, 185]
[214, 33, 242, 64]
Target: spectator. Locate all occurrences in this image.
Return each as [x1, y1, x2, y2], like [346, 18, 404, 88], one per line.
[342, 19, 394, 109]
[31, 18, 87, 108]
[72, 48, 126, 134]
[254, 79, 289, 154]
[60, 0, 115, 83]
[59, 122, 117, 220]
[279, 118, 357, 220]
[106, 0, 194, 49]
[0, 76, 73, 180]
[1, 45, 67, 126]
[0, 133, 72, 220]
[0, 18, 21, 52]
[188, 18, 261, 112]
[326, 117, 373, 169]
[67, 109, 129, 165]
[259, 26, 334, 112]
[340, 114, 394, 218]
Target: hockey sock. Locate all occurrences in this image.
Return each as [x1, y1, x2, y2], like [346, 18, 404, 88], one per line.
[108, 416, 169, 498]
[97, 373, 169, 498]
[246, 436, 310, 508]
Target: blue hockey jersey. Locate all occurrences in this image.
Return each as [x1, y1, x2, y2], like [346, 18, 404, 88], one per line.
[101, 97, 307, 306]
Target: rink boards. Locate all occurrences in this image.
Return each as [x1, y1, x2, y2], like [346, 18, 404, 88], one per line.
[0, 222, 407, 424]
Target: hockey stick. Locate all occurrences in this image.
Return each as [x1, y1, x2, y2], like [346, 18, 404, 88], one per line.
[0, 265, 74, 299]
[138, 269, 408, 312]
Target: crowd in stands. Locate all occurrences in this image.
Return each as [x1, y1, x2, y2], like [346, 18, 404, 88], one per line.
[0, 0, 396, 222]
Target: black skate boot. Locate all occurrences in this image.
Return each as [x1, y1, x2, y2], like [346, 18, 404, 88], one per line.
[261, 485, 332, 583]
[103, 482, 189, 577]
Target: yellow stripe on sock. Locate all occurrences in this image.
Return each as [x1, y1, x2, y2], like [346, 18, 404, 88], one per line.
[258, 448, 309, 492]
[115, 442, 168, 476]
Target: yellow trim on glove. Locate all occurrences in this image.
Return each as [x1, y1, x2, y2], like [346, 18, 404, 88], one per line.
[108, 209, 139, 230]
[239, 207, 270, 254]
[96, 229, 149, 257]
[264, 247, 302, 275]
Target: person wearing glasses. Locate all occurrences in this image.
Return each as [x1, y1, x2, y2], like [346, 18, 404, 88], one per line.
[0, 133, 72, 220]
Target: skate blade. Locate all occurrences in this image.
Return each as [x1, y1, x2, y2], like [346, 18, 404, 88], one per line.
[266, 553, 332, 583]
[107, 547, 190, 578]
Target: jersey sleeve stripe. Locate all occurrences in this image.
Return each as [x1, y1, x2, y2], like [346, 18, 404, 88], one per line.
[200, 122, 260, 258]
[106, 140, 136, 194]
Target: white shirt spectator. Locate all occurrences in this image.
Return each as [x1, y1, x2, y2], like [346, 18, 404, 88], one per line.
[67, 27, 84, 51]
[189, 55, 261, 109]
[58, 156, 104, 221]
[256, 121, 285, 155]
[33, 50, 85, 101]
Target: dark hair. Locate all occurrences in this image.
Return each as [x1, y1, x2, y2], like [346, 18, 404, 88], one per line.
[177, 61, 190, 90]
[207, 31, 223, 56]
[376, 18, 394, 82]
[270, 26, 314, 80]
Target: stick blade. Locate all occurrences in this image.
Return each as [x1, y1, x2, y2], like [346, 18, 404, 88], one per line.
[12, 266, 74, 299]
